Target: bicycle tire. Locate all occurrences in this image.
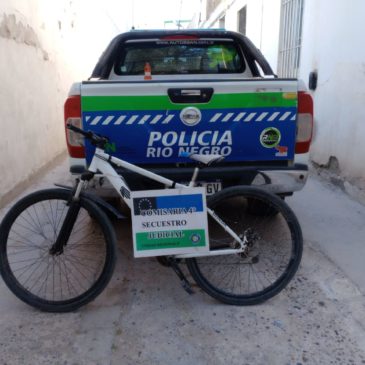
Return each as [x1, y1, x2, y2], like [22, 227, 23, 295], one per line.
[186, 186, 303, 305]
[0, 188, 116, 312]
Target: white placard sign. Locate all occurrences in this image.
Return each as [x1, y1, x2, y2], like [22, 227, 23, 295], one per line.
[131, 187, 209, 257]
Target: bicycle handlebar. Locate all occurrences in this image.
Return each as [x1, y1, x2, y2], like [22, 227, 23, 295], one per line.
[67, 124, 109, 149]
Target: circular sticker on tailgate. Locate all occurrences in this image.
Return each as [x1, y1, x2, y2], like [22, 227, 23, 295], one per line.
[260, 127, 281, 148]
[180, 107, 202, 126]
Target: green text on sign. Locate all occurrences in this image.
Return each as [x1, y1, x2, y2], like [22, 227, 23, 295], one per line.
[136, 229, 206, 251]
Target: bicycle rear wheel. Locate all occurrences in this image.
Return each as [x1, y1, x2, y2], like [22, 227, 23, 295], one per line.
[186, 186, 302, 305]
[0, 188, 116, 312]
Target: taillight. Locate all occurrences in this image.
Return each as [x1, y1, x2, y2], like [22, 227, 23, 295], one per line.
[64, 95, 85, 158]
[296, 91, 313, 154]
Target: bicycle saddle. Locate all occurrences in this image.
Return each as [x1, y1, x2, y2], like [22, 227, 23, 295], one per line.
[179, 152, 225, 166]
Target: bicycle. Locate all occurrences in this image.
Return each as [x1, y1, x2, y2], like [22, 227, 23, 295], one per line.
[0, 125, 303, 312]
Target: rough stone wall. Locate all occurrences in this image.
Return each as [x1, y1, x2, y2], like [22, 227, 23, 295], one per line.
[0, 13, 46, 55]
[0, 1, 118, 205]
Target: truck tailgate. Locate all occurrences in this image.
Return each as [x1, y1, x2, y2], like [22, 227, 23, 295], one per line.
[81, 80, 298, 164]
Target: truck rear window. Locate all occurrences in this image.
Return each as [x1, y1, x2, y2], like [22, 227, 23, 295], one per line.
[114, 39, 245, 75]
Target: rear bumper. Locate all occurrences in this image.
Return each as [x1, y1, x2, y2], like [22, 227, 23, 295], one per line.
[253, 167, 308, 194]
[70, 160, 308, 196]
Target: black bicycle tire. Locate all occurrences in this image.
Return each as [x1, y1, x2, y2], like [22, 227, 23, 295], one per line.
[186, 186, 303, 305]
[0, 188, 116, 312]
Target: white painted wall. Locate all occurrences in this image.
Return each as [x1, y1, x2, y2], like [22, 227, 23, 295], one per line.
[0, 0, 120, 203]
[299, 0, 365, 186]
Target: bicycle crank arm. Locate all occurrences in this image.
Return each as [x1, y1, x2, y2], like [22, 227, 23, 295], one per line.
[168, 258, 194, 294]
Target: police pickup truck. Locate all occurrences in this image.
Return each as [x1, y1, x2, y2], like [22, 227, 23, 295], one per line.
[64, 29, 313, 197]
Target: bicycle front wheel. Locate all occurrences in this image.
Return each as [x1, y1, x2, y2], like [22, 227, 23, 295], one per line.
[0, 189, 116, 312]
[186, 186, 303, 305]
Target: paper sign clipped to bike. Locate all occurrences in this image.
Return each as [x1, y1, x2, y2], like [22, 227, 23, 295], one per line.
[131, 187, 209, 257]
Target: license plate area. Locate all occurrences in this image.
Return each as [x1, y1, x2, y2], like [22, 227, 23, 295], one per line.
[196, 181, 222, 195]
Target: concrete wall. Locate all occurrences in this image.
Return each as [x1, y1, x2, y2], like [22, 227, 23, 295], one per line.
[299, 0, 365, 187]
[0, 0, 120, 205]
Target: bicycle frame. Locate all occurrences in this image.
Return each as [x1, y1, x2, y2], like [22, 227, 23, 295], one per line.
[78, 147, 246, 258]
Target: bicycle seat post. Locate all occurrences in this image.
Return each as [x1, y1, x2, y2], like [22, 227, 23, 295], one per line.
[188, 166, 200, 187]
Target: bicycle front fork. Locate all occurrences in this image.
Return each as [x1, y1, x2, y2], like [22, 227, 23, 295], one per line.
[49, 180, 85, 256]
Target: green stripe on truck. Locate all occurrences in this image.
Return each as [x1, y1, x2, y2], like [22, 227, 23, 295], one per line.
[82, 92, 297, 111]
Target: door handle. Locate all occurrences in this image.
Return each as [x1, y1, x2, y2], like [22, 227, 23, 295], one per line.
[168, 88, 214, 103]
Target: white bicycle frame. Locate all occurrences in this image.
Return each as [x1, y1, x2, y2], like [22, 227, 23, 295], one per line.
[77, 147, 246, 258]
